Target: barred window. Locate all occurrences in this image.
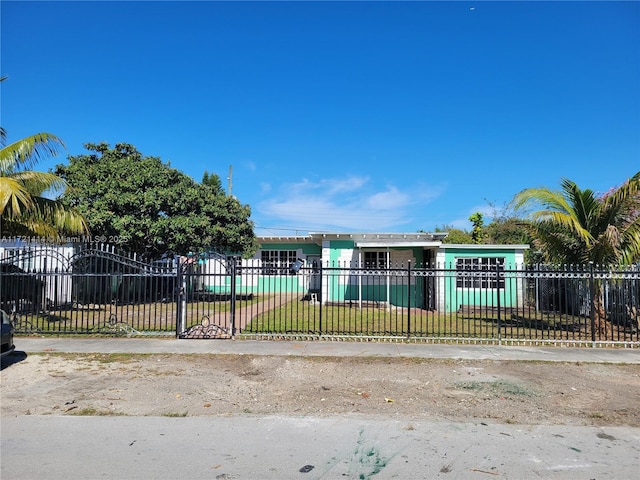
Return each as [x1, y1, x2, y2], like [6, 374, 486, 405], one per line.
[455, 257, 505, 289]
[261, 250, 298, 275]
[363, 251, 388, 269]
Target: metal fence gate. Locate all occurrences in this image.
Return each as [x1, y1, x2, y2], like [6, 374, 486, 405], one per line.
[1, 244, 180, 336]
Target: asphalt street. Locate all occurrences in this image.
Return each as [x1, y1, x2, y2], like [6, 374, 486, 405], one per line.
[3, 415, 640, 480]
[2, 338, 639, 480]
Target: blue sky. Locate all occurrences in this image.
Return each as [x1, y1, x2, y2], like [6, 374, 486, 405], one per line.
[2, 1, 638, 237]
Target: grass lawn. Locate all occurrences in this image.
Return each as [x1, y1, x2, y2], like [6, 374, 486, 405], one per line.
[11, 294, 636, 343]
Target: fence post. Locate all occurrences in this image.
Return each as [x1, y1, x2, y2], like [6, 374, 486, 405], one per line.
[496, 262, 502, 344]
[230, 257, 237, 337]
[318, 262, 323, 334]
[407, 261, 411, 338]
[589, 262, 596, 344]
[175, 259, 184, 338]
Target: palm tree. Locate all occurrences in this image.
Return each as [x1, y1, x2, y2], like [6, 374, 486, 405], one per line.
[0, 130, 88, 240]
[511, 173, 640, 334]
[512, 174, 640, 265]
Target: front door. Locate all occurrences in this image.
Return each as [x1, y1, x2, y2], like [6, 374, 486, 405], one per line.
[423, 249, 436, 310]
[305, 255, 322, 294]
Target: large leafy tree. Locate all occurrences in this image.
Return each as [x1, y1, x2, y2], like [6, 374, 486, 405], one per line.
[55, 142, 258, 258]
[481, 202, 539, 263]
[511, 173, 640, 334]
[432, 225, 473, 244]
[0, 129, 88, 239]
[483, 218, 530, 245]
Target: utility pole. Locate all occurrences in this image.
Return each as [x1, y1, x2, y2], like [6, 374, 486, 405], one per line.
[227, 165, 233, 196]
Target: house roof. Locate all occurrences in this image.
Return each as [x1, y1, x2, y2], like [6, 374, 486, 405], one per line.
[258, 232, 448, 247]
[256, 233, 530, 251]
[256, 235, 318, 244]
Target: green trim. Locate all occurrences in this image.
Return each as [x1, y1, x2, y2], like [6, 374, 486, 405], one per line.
[259, 242, 321, 255]
[329, 240, 355, 263]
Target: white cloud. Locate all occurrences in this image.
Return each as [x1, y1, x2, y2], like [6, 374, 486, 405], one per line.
[260, 182, 272, 194]
[365, 186, 409, 211]
[254, 175, 445, 234]
[321, 176, 369, 195]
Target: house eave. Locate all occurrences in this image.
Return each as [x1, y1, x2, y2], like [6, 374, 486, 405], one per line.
[309, 232, 448, 246]
[257, 236, 316, 244]
[440, 244, 530, 250]
[354, 241, 443, 248]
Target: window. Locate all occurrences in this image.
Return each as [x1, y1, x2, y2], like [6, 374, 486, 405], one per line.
[455, 257, 505, 289]
[363, 251, 388, 269]
[261, 250, 298, 275]
[228, 256, 242, 275]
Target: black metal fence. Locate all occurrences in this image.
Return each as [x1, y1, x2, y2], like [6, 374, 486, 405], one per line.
[1, 243, 638, 346]
[0, 244, 179, 336]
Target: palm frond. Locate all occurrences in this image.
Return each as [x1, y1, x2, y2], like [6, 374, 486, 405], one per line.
[512, 175, 639, 266]
[0, 133, 66, 173]
[0, 128, 87, 238]
[9, 170, 67, 196]
[29, 196, 89, 237]
[1, 196, 89, 238]
[0, 177, 34, 216]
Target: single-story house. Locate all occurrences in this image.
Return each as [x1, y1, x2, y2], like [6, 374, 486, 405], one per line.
[1, 234, 530, 313]
[200, 232, 529, 312]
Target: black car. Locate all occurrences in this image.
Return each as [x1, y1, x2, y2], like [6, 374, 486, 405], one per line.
[1, 263, 44, 312]
[1, 309, 15, 358]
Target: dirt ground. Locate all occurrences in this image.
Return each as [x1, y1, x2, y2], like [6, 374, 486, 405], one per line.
[1, 352, 639, 427]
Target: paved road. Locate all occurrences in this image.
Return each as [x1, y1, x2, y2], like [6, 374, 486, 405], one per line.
[3, 416, 639, 480]
[3, 338, 639, 479]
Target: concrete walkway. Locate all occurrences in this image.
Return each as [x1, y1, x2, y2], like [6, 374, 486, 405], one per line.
[13, 337, 640, 363]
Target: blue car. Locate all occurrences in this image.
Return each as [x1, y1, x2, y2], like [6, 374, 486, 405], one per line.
[1, 310, 15, 358]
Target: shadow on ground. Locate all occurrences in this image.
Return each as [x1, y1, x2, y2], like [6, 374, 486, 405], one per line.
[1, 351, 28, 371]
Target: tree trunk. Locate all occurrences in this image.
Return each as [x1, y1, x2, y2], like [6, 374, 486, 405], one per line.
[592, 285, 610, 338]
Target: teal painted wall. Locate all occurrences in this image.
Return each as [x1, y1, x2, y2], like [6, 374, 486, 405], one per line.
[206, 275, 305, 295]
[442, 247, 519, 264]
[255, 275, 304, 294]
[327, 240, 355, 301]
[259, 242, 321, 255]
[247, 241, 525, 311]
[441, 247, 523, 311]
[328, 240, 355, 263]
[412, 247, 426, 308]
[328, 243, 422, 308]
[343, 283, 412, 306]
[240, 241, 322, 294]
